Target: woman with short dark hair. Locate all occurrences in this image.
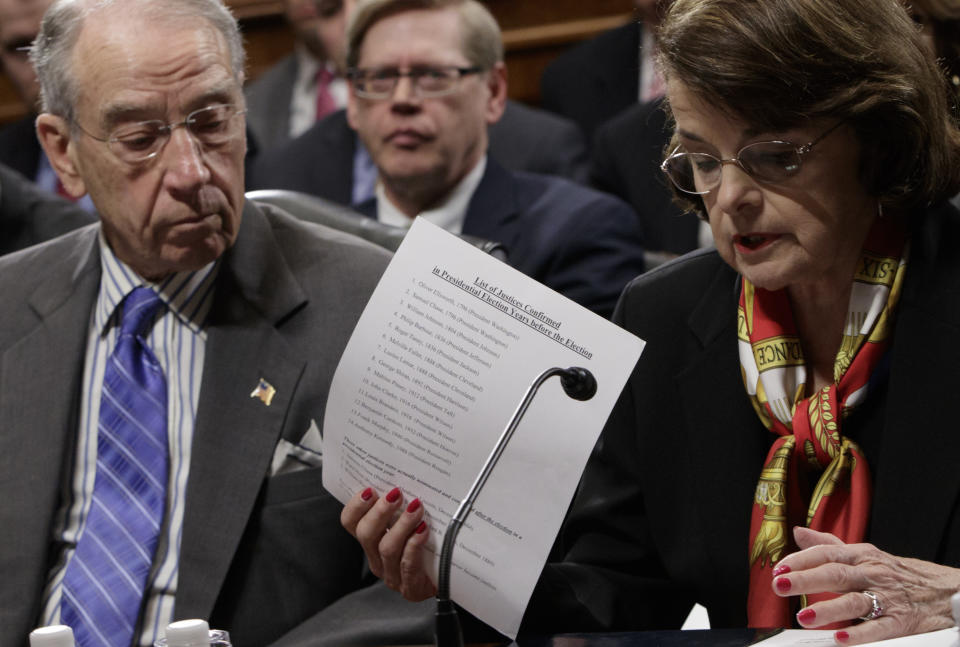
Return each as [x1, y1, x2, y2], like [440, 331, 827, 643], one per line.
[341, 1, 960, 643]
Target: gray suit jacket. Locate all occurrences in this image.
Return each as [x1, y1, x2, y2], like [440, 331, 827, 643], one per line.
[0, 201, 392, 647]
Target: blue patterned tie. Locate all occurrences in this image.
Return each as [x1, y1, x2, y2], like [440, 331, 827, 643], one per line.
[62, 287, 168, 647]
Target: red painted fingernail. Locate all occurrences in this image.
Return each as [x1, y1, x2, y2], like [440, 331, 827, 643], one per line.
[361, 487, 374, 501]
[385, 487, 401, 503]
[406, 498, 421, 513]
[797, 608, 816, 624]
[415, 521, 427, 534]
[835, 631, 850, 643]
[773, 563, 791, 576]
[775, 577, 792, 592]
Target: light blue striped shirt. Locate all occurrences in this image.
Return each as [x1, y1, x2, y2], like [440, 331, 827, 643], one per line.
[40, 232, 220, 646]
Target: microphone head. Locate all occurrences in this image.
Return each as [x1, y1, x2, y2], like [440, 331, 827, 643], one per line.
[560, 367, 597, 401]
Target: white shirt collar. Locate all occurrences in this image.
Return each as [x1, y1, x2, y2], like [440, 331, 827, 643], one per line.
[94, 229, 220, 337]
[376, 155, 487, 235]
[290, 45, 347, 138]
[294, 43, 322, 86]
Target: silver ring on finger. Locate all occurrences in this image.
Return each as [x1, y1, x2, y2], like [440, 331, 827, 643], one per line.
[859, 590, 884, 622]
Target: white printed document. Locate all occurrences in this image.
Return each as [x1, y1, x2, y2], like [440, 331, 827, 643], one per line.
[322, 218, 645, 638]
[751, 628, 959, 646]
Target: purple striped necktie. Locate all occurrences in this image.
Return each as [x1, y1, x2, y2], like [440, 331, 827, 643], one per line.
[62, 287, 168, 647]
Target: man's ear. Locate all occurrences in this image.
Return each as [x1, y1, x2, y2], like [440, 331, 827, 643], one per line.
[35, 113, 87, 198]
[484, 61, 508, 125]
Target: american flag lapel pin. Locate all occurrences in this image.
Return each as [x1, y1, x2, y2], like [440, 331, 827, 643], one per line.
[250, 378, 276, 406]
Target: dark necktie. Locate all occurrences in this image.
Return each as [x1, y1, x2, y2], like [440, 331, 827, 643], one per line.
[61, 287, 168, 647]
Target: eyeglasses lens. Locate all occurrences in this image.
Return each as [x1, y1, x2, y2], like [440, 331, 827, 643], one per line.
[663, 153, 719, 194]
[664, 142, 804, 195]
[739, 142, 802, 181]
[108, 105, 240, 163]
[354, 68, 463, 99]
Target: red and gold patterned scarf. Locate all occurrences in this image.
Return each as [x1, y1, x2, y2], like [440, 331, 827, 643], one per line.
[741, 218, 907, 628]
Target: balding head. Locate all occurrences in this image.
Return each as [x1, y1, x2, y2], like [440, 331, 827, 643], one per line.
[30, 0, 245, 122]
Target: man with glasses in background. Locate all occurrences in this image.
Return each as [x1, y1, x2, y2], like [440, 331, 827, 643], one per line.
[342, 0, 645, 319]
[0, 0, 390, 645]
[246, 0, 591, 206]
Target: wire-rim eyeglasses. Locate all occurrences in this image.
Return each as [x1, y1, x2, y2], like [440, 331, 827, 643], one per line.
[660, 121, 845, 195]
[72, 103, 246, 165]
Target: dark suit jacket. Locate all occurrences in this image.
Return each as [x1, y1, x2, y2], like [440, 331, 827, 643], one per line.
[246, 102, 589, 197]
[244, 54, 301, 154]
[525, 202, 960, 632]
[0, 162, 96, 256]
[0, 201, 392, 647]
[540, 21, 641, 142]
[249, 109, 355, 205]
[589, 100, 699, 257]
[356, 158, 644, 319]
[0, 114, 42, 180]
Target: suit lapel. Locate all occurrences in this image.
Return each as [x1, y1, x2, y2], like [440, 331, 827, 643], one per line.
[461, 159, 521, 248]
[271, 56, 299, 146]
[0, 229, 100, 636]
[674, 265, 771, 588]
[315, 110, 357, 206]
[175, 202, 309, 618]
[356, 196, 377, 219]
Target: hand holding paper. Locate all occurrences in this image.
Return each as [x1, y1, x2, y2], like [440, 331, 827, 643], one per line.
[323, 219, 644, 638]
[341, 484, 435, 601]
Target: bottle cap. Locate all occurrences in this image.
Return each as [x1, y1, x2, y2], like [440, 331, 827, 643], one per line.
[164, 620, 210, 647]
[30, 626, 75, 647]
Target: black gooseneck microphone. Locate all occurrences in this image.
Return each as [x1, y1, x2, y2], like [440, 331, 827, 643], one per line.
[434, 366, 598, 647]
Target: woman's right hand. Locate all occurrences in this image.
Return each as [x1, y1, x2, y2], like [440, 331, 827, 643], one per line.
[340, 485, 437, 601]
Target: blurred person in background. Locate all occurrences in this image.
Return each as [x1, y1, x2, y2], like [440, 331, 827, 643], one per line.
[0, 0, 91, 209]
[908, 0, 960, 95]
[540, 0, 667, 143]
[337, 0, 644, 318]
[0, 160, 93, 255]
[247, 0, 590, 203]
[245, 0, 349, 153]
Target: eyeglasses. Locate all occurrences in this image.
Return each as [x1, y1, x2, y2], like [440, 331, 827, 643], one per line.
[347, 66, 484, 100]
[660, 121, 844, 195]
[74, 104, 246, 165]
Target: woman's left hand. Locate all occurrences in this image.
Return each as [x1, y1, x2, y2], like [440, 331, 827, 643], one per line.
[772, 527, 960, 644]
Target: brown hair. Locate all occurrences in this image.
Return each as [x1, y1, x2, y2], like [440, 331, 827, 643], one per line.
[658, 0, 960, 216]
[910, 0, 960, 93]
[346, 0, 502, 70]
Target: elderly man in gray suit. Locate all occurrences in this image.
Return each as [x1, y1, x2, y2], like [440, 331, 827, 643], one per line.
[0, 0, 390, 646]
